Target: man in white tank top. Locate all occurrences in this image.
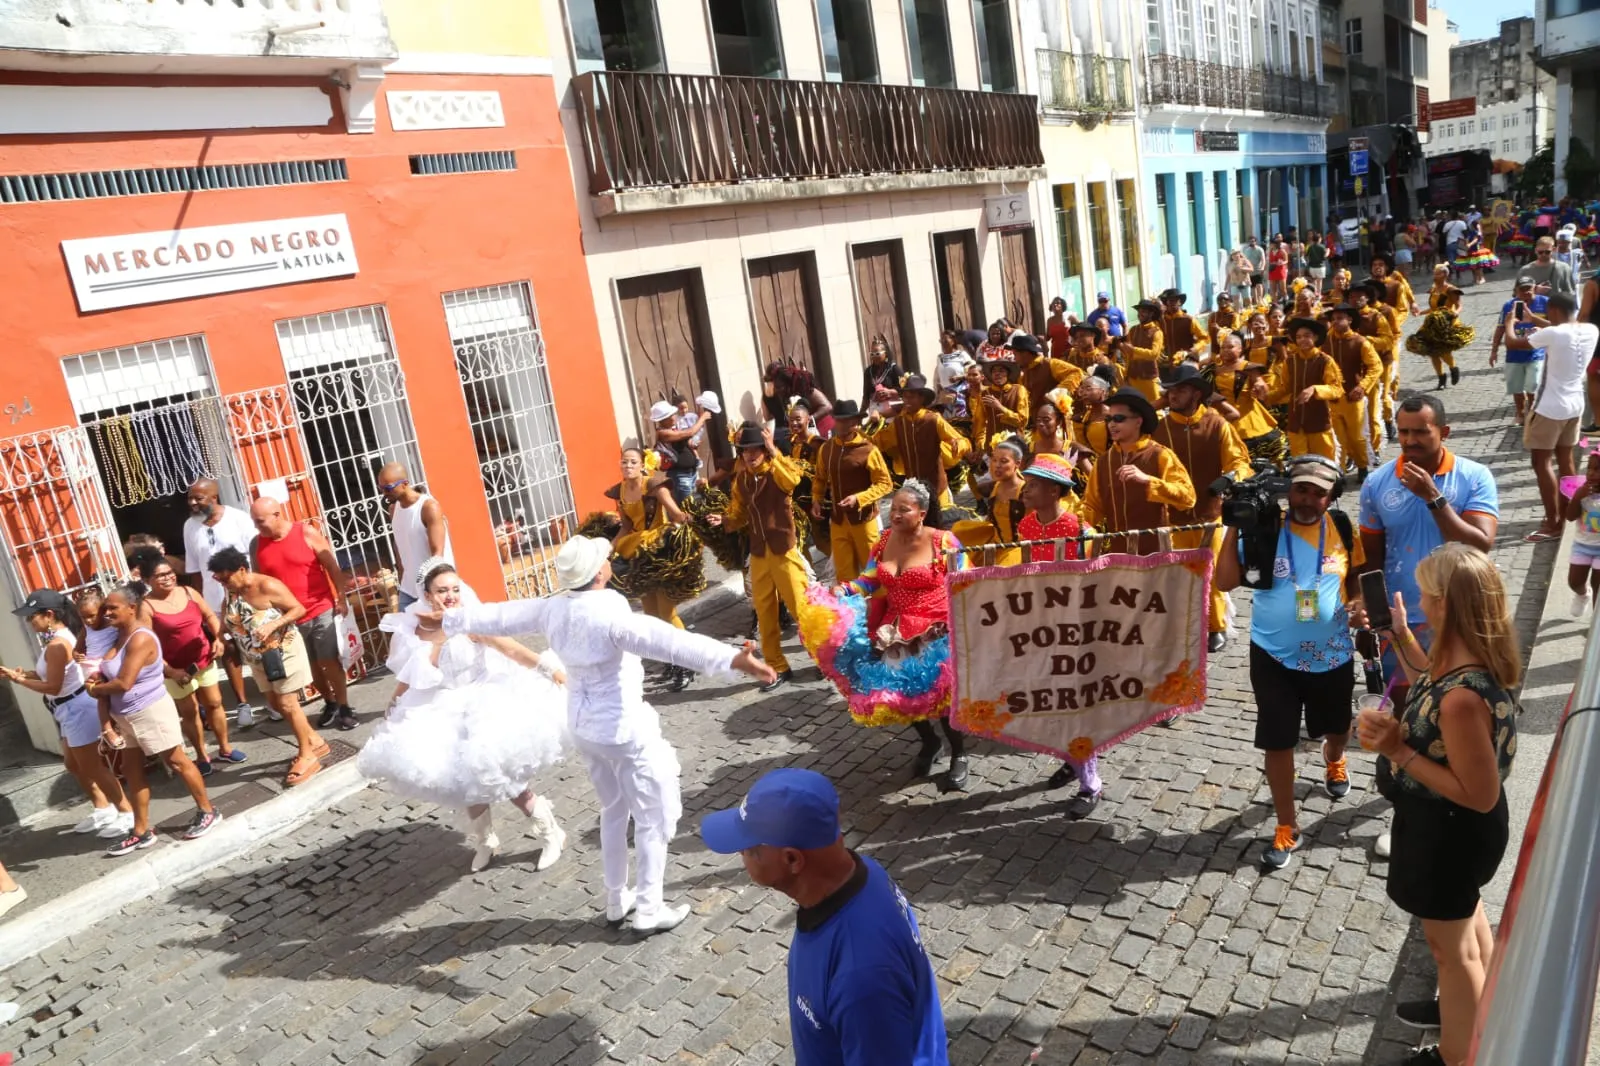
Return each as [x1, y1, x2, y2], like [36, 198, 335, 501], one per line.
[379, 462, 454, 609]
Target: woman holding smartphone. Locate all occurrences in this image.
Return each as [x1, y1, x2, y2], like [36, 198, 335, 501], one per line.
[208, 547, 330, 788]
[1358, 544, 1519, 1066]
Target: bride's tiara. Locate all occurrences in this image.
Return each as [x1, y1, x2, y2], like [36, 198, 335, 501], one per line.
[416, 556, 456, 590]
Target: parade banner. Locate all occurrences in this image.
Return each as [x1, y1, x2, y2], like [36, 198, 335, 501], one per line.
[948, 548, 1212, 761]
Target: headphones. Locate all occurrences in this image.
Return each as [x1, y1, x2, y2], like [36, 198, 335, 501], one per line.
[1284, 453, 1346, 501]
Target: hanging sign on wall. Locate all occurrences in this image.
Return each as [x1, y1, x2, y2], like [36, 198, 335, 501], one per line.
[62, 213, 358, 312]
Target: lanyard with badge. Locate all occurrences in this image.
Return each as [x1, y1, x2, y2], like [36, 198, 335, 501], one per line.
[1284, 517, 1326, 623]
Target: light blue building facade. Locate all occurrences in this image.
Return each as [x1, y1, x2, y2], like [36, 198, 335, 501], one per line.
[1138, 125, 1330, 306]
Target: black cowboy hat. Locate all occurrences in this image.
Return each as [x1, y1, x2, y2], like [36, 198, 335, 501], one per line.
[831, 398, 864, 420]
[1068, 321, 1100, 338]
[978, 357, 1022, 382]
[1159, 289, 1188, 304]
[735, 422, 768, 450]
[1106, 388, 1159, 435]
[1005, 333, 1044, 356]
[1135, 298, 1161, 315]
[1359, 278, 1389, 302]
[900, 375, 938, 402]
[1286, 316, 1328, 343]
[1165, 364, 1209, 392]
[1325, 303, 1360, 319]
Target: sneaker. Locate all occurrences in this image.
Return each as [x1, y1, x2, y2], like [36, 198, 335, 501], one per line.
[317, 702, 340, 729]
[183, 809, 222, 840]
[1046, 762, 1078, 789]
[1065, 789, 1101, 820]
[195, 758, 214, 777]
[0, 885, 27, 920]
[267, 704, 285, 722]
[97, 811, 135, 839]
[105, 830, 157, 856]
[1398, 1046, 1445, 1065]
[632, 903, 691, 936]
[1324, 754, 1351, 799]
[72, 806, 117, 834]
[1570, 591, 1591, 619]
[758, 670, 792, 694]
[1395, 998, 1442, 1029]
[335, 707, 359, 732]
[1261, 825, 1301, 870]
[235, 703, 256, 729]
[1375, 831, 1392, 858]
[218, 748, 248, 764]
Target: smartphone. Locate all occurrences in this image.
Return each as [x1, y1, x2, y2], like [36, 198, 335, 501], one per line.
[1360, 571, 1393, 630]
[1513, 300, 1527, 319]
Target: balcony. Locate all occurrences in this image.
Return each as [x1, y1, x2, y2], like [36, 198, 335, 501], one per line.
[1142, 55, 1336, 120]
[1036, 50, 1135, 121]
[0, 0, 397, 76]
[572, 70, 1045, 216]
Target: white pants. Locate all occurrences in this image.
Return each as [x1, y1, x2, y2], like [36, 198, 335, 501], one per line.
[574, 722, 683, 918]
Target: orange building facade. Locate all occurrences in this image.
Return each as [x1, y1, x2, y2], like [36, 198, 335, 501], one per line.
[0, 28, 616, 749]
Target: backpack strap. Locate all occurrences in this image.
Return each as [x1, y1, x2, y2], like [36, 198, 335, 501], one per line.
[1329, 508, 1354, 557]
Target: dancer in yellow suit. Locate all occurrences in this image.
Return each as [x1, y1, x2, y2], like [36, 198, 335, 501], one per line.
[1323, 304, 1383, 474]
[709, 423, 811, 692]
[1259, 318, 1343, 460]
[811, 400, 893, 583]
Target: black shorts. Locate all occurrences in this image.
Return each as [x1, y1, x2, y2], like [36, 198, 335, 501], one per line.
[1248, 643, 1354, 750]
[1387, 791, 1509, 921]
[1249, 272, 1264, 286]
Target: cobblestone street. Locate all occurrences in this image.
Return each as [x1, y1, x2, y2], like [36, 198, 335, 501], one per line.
[0, 275, 1566, 1066]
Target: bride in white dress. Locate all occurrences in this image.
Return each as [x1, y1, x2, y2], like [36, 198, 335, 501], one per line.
[357, 558, 570, 872]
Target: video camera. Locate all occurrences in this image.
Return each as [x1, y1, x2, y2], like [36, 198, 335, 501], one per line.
[1210, 460, 1291, 590]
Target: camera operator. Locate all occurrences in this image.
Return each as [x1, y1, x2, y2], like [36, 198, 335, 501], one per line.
[1216, 456, 1367, 872]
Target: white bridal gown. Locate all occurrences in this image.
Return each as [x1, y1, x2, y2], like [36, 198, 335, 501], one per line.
[357, 604, 570, 807]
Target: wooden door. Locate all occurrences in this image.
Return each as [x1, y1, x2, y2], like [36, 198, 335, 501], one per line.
[999, 227, 1045, 335]
[747, 252, 835, 398]
[615, 270, 727, 468]
[934, 230, 984, 331]
[851, 240, 919, 372]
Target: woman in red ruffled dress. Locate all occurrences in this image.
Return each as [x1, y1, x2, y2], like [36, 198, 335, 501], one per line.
[800, 478, 970, 791]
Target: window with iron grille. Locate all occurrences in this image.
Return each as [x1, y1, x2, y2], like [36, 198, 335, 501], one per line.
[0, 159, 347, 205]
[408, 151, 517, 176]
[442, 282, 579, 600]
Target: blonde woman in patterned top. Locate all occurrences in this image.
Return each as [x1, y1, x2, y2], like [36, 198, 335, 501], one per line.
[1357, 543, 1519, 1066]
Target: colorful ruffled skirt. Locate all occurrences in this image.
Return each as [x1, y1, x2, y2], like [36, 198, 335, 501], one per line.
[799, 586, 955, 727]
[1502, 234, 1533, 256]
[1453, 247, 1499, 269]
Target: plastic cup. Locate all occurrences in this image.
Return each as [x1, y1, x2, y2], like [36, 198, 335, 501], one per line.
[1356, 694, 1394, 751]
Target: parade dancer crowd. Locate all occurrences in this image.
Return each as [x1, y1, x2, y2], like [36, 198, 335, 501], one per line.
[10, 197, 1599, 1066]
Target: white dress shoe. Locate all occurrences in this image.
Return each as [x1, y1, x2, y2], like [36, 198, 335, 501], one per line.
[631, 903, 690, 936]
[466, 810, 498, 872]
[605, 888, 637, 926]
[1375, 832, 1392, 859]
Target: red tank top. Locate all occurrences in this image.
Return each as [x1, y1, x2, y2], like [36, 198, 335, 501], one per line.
[254, 523, 334, 620]
[148, 595, 211, 671]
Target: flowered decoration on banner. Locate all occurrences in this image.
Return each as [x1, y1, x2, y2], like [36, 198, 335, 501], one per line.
[957, 698, 1014, 738]
[1150, 659, 1205, 707]
[1067, 736, 1096, 762]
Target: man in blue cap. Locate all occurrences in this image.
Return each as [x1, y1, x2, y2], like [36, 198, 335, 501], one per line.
[1085, 290, 1127, 338]
[700, 769, 949, 1066]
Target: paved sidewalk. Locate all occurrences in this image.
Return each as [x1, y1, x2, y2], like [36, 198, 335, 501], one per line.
[0, 277, 1577, 1066]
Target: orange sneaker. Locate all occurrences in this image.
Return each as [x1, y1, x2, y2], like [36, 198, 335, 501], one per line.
[1262, 824, 1301, 870]
[1325, 757, 1351, 799]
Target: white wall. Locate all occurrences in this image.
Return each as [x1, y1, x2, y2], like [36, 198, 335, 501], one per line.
[1425, 100, 1544, 165]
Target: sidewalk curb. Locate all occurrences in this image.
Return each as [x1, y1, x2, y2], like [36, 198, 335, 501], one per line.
[0, 760, 368, 972]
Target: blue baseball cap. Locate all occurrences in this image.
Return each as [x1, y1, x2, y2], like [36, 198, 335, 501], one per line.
[700, 768, 841, 853]
[1096, 291, 1110, 300]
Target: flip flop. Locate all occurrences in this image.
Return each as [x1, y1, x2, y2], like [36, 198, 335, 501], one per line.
[284, 756, 322, 787]
[1524, 529, 1559, 543]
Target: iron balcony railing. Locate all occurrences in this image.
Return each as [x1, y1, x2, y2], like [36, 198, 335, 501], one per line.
[572, 70, 1044, 197]
[1142, 54, 1336, 119]
[1036, 50, 1135, 114]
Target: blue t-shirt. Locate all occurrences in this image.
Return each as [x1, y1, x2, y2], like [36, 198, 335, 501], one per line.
[1359, 450, 1499, 624]
[1246, 514, 1362, 671]
[788, 856, 949, 1066]
[1086, 306, 1128, 337]
[1502, 295, 1549, 363]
